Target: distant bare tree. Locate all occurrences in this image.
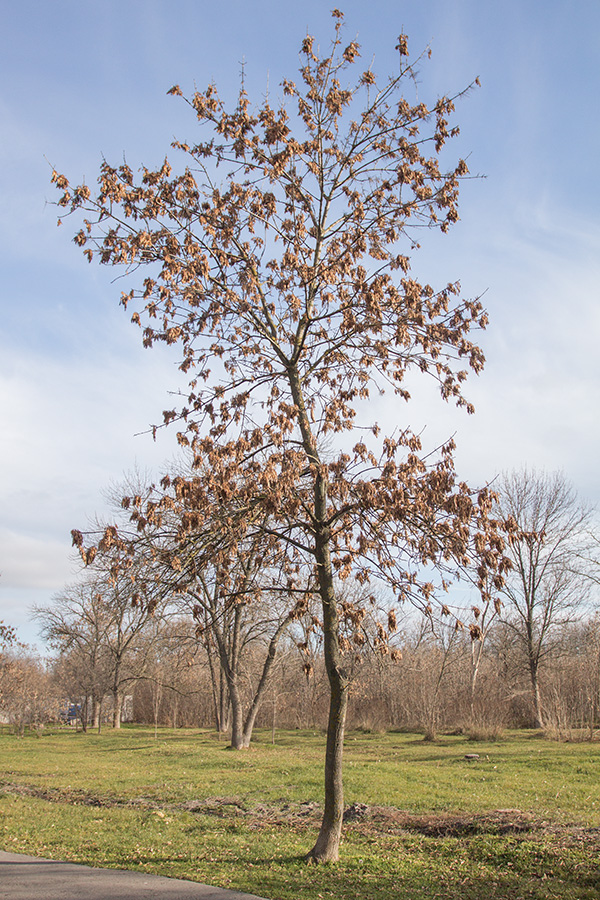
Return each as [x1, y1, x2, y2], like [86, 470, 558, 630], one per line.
[0, 622, 17, 708]
[0, 640, 55, 734]
[495, 469, 594, 728]
[39, 555, 168, 729]
[36, 584, 113, 730]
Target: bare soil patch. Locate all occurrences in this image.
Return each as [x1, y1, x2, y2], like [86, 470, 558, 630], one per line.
[4, 780, 600, 851]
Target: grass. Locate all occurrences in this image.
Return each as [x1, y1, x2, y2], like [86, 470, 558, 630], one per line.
[1, 726, 600, 899]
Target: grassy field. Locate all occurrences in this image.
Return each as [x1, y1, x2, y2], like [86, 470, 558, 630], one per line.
[1, 726, 600, 899]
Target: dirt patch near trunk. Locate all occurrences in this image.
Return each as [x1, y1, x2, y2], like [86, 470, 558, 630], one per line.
[3, 780, 600, 849]
[342, 802, 535, 835]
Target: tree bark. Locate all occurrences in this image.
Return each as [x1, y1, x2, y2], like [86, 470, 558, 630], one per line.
[307, 646, 348, 861]
[214, 604, 249, 749]
[239, 614, 292, 748]
[526, 606, 544, 728]
[92, 697, 102, 730]
[206, 632, 229, 733]
[112, 690, 123, 729]
[530, 662, 544, 729]
[306, 526, 348, 862]
[470, 638, 483, 721]
[228, 673, 248, 749]
[288, 362, 348, 863]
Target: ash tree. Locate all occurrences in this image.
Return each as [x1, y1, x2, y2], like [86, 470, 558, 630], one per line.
[54, 12, 508, 862]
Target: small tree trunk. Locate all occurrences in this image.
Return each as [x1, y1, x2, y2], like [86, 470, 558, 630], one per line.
[307, 666, 348, 862]
[307, 527, 348, 863]
[92, 697, 102, 730]
[469, 640, 480, 721]
[152, 680, 163, 739]
[239, 615, 291, 749]
[206, 635, 227, 733]
[530, 667, 544, 728]
[528, 651, 544, 728]
[112, 691, 123, 729]
[228, 674, 247, 749]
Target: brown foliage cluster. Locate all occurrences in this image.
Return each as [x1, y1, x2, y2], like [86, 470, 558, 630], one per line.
[60, 12, 508, 627]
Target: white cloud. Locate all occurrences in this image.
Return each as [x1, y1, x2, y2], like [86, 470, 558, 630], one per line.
[0, 529, 75, 591]
[0, 338, 180, 616]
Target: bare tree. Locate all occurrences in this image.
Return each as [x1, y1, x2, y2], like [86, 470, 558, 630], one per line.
[459, 584, 502, 723]
[495, 469, 594, 728]
[181, 544, 300, 749]
[35, 583, 112, 730]
[0, 622, 17, 710]
[40, 555, 168, 729]
[0, 628, 56, 735]
[97, 559, 167, 728]
[94, 468, 310, 748]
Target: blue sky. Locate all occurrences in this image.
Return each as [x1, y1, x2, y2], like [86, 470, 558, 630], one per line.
[1, 0, 599, 645]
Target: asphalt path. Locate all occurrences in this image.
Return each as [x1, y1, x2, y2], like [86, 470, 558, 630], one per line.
[0, 851, 267, 900]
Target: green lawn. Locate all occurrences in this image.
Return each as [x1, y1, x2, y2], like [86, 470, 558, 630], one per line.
[1, 726, 600, 899]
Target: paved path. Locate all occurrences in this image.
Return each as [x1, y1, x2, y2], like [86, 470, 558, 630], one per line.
[0, 851, 267, 900]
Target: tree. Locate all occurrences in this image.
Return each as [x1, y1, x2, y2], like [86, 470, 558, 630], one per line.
[41, 552, 168, 729]
[170, 512, 302, 750]
[495, 469, 594, 728]
[184, 560, 298, 749]
[94, 556, 167, 728]
[36, 584, 113, 730]
[0, 627, 55, 735]
[457, 569, 503, 723]
[54, 13, 507, 861]
[90, 468, 311, 748]
[0, 622, 18, 712]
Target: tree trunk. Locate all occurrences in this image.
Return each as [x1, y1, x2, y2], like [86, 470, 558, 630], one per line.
[92, 697, 102, 730]
[152, 680, 162, 739]
[240, 615, 291, 749]
[527, 647, 543, 728]
[470, 638, 483, 721]
[306, 526, 348, 863]
[228, 672, 248, 749]
[288, 362, 348, 863]
[112, 691, 123, 729]
[307, 657, 348, 862]
[206, 631, 229, 733]
[220, 672, 231, 733]
[531, 669, 544, 729]
[525, 601, 544, 728]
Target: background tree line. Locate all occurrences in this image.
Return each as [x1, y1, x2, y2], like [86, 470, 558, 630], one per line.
[6, 601, 600, 743]
[2, 467, 595, 743]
